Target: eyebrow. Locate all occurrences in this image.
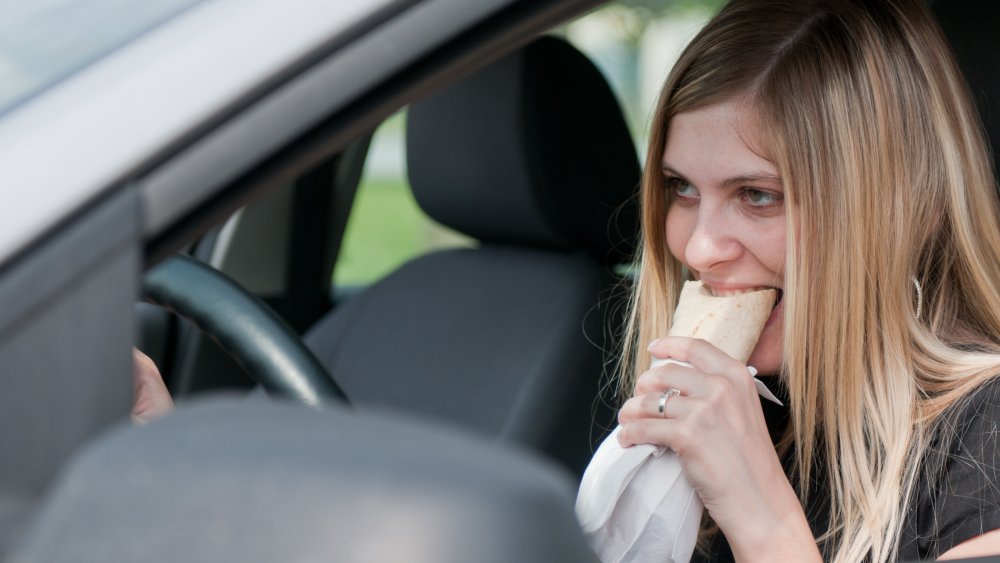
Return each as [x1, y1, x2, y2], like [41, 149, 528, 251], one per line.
[660, 164, 781, 188]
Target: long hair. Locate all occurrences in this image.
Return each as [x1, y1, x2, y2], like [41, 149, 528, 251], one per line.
[619, 0, 1000, 560]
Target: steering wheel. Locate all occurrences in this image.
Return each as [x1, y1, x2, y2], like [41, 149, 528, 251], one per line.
[143, 254, 349, 407]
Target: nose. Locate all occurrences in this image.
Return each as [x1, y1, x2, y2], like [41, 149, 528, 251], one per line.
[682, 206, 743, 273]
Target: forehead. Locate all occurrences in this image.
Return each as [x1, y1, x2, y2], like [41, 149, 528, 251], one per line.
[662, 100, 777, 182]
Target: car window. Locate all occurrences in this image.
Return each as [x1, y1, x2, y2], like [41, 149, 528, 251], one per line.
[0, 0, 204, 116]
[564, 0, 721, 154]
[333, 0, 723, 291]
[333, 109, 472, 290]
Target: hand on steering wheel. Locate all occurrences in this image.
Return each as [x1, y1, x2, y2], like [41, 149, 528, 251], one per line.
[143, 254, 349, 407]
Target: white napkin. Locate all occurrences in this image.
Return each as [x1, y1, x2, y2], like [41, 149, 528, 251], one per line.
[575, 359, 782, 563]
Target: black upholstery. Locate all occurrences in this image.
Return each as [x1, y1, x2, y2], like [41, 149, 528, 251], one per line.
[12, 399, 596, 563]
[306, 35, 641, 476]
[407, 36, 639, 262]
[933, 1, 1000, 183]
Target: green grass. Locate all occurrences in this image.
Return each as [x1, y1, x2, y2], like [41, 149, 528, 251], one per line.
[333, 176, 471, 287]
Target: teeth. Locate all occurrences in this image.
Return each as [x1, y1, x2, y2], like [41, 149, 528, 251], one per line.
[707, 287, 771, 297]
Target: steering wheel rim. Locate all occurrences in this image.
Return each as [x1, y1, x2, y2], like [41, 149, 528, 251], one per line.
[143, 254, 349, 407]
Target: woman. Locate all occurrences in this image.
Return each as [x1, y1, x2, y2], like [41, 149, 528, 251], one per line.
[614, 0, 1000, 561]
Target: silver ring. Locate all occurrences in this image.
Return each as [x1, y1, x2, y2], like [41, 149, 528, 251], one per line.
[657, 388, 680, 416]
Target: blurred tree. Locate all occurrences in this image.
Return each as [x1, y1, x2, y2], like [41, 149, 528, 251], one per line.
[608, 0, 725, 47]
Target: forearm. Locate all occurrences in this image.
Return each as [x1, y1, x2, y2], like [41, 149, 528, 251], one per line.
[725, 483, 822, 563]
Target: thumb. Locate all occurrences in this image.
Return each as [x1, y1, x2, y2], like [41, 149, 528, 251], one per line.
[131, 348, 174, 425]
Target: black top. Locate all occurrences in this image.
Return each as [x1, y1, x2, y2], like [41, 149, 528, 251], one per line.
[692, 377, 1000, 562]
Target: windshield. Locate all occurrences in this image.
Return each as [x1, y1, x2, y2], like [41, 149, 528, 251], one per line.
[0, 0, 204, 116]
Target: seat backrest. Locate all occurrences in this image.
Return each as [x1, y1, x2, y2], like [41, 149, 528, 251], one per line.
[933, 0, 1000, 180]
[305, 35, 641, 476]
[11, 399, 596, 563]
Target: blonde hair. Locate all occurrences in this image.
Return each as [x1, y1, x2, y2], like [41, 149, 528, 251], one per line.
[620, 0, 1000, 560]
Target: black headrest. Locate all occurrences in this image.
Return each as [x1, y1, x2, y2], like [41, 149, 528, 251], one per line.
[407, 36, 641, 264]
[933, 1, 1000, 179]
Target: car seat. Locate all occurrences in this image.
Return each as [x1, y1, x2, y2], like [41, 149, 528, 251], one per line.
[304, 35, 641, 476]
[933, 0, 1000, 181]
[12, 399, 597, 563]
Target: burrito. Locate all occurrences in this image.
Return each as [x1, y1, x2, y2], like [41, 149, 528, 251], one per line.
[666, 280, 776, 363]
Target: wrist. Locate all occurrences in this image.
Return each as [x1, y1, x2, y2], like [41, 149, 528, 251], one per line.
[716, 474, 822, 562]
[724, 483, 821, 562]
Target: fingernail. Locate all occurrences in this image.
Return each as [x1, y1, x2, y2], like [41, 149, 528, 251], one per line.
[647, 339, 660, 351]
[747, 366, 758, 377]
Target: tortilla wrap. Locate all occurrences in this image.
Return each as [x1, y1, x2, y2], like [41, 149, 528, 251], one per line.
[668, 280, 776, 364]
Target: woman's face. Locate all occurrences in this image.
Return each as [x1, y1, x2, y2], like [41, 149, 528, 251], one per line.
[663, 100, 786, 375]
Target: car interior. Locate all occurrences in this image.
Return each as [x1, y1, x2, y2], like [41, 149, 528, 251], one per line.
[3, 0, 999, 561]
[135, 31, 641, 480]
[6, 11, 639, 563]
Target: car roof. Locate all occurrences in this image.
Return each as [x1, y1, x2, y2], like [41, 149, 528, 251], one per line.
[0, 0, 601, 272]
[0, 0, 412, 269]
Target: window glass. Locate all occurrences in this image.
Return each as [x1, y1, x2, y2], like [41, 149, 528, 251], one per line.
[333, 110, 471, 288]
[0, 0, 204, 115]
[564, 0, 722, 157]
[334, 0, 723, 289]
[562, 1, 719, 280]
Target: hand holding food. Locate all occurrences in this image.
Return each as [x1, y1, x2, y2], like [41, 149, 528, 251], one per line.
[577, 280, 799, 563]
[616, 282, 813, 560]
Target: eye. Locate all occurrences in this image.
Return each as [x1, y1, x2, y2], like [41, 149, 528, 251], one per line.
[741, 188, 782, 208]
[665, 176, 699, 200]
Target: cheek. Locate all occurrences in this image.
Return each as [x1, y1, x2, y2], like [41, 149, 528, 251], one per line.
[665, 206, 691, 263]
[745, 219, 787, 275]
[761, 231, 786, 274]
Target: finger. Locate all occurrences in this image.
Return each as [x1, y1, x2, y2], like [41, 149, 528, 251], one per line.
[617, 418, 691, 454]
[634, 362, 699, 395]
[132, 348, 174, 425]
[619, 392, 692, 423]
[636, 366, 736, 405]
[648, 336, 745, 379]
